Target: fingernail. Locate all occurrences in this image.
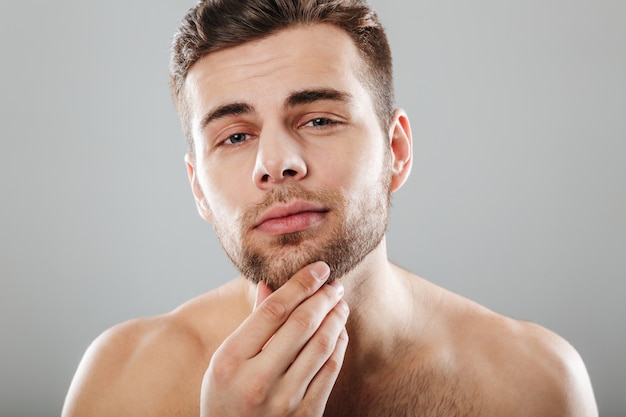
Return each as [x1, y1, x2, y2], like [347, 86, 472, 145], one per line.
[309, 262, 330, 282]
[338, 299, 350, 316]
[330, 280, 344, 296]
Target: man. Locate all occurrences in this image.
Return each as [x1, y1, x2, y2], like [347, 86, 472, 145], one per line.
[62, 0, 598, 416]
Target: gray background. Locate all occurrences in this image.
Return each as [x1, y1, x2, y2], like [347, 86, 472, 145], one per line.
[1, 1, 624, 416]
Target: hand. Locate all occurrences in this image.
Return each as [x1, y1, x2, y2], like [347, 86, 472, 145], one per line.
[200, 262, 350, 417]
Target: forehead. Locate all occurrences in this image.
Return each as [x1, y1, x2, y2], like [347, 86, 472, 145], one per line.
[184, 24, 371, 126]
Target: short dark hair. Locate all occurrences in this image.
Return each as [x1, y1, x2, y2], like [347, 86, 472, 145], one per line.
[169, 0, 394, 151]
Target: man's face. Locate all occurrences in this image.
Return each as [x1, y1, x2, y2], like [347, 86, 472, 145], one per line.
[184, 24, 395, 290]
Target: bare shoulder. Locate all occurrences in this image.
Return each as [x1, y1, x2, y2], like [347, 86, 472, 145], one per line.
[62, 278, 252, 417]
[478, 316, 597, 416]
[439, 288, 598, 416]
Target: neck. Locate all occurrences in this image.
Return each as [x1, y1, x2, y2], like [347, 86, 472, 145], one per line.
[336, 238, 418, 377]
[239, 237, 422, 374]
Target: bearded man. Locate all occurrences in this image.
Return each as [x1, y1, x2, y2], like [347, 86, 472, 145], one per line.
[62, 1, 598, 416]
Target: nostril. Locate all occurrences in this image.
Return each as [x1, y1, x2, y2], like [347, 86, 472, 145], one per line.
[261, 173, 270, 182]
[283, 169, 298, 177]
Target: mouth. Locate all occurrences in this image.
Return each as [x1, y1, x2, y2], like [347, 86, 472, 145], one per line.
[254, 201, 329, 235]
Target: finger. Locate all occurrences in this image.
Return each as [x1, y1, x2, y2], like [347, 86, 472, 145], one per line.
[226, 261, 331, 359]
[254, 281, 273, 311]
[255, 282, 276, 352]
[300, 324, 349, 415]
[258, 280, 345, 366]
[280, 298, 349, 395]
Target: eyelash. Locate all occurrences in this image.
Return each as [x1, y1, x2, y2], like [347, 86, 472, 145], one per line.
[223, 133, 250, 145]
[302, 117, 337, 128]
[218, 117, 340, 147]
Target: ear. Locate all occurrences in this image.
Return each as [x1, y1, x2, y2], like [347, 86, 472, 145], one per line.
[387, 109, 413, 193]
[185, 153, 213, 223]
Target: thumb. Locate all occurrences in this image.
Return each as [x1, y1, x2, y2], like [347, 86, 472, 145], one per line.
[253, 281, 273, 311]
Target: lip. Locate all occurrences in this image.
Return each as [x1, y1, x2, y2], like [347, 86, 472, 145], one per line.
[253, 201, 329, 235]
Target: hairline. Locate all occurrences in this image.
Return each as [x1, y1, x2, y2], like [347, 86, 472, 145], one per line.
[178, 23, 392, 154]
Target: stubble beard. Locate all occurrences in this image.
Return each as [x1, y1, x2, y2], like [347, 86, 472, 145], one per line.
[213, 176, 391, 291]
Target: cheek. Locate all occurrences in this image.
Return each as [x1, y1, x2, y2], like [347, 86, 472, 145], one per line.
[339, 145, 387, 187]
[203, 180, 243, 225]
[195, 178, 235, 230]
[199, 156, 254, 204]
[313, 136, 382, 181]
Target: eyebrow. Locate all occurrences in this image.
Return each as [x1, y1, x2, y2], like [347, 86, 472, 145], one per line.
[199, 102, 254, 131]
[284, 88, 353, 108]
[199, 88, 352, 130]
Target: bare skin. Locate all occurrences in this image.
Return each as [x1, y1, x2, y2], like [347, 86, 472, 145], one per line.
[62, 250, 597, 416]
[62, 24, 597, 416]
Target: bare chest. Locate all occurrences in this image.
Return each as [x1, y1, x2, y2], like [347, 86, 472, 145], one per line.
[324, 362, 484, 417]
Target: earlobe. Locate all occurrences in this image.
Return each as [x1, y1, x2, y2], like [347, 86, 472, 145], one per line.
[388, 109, 413, 193]
[185, 153, 213, 223]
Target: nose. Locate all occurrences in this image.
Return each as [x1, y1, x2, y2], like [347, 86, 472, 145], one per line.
[252, 127, 307, 188]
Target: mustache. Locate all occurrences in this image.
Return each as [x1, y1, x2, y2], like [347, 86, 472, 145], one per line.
[239, 183, 344, 228]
